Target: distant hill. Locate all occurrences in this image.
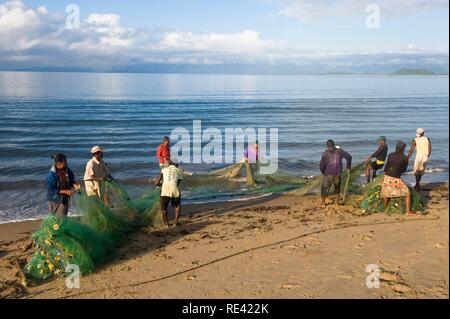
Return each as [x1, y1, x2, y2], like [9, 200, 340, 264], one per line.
[391, 68, 435, 75]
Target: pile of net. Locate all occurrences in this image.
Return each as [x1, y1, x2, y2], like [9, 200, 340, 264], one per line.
[357, 174, 422, 214]
[25, 180, 160, 281]
[24, 160, 422, 282]
[287, 162, 422, 214]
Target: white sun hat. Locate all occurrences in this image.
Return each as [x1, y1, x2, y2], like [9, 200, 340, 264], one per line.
[90, 145, 104, 154]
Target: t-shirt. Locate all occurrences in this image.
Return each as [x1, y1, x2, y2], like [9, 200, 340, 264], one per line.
[320, 148, 352, 176]
[157, 144, 170, 164]
[371, 144, 388, 162]
[244, 145, 259, 162]
[84, 157, 110, 197]
[384, 152, 408, 178]
[415, 136, 430, 156]
[160, 165, 183, 198]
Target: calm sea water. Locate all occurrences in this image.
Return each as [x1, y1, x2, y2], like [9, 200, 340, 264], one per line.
[0, 72, 448, 223]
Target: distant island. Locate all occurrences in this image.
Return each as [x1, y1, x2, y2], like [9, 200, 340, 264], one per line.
[391, 68, 436, 75]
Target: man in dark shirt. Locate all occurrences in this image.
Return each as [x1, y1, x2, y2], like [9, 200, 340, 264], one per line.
[319, 139, 352, 207]
[381, 141, 414, 215]
[366, 136, 388, 183]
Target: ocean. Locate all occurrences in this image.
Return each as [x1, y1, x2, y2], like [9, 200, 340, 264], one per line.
[0, 71, 448, 223]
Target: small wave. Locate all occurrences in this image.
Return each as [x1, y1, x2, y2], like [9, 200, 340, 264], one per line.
[405, 167, 448, 175]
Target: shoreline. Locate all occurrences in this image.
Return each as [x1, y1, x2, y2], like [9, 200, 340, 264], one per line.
[1, 181, 446, 231]
[0, 182, 448, 298]
[0, 193, 279, 242]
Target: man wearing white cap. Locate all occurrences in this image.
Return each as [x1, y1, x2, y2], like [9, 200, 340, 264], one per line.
[84, 146, 113, 201]
[407, 128, 432, 191]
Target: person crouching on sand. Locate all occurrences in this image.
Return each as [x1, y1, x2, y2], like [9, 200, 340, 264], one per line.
[319, 139, 352, 207]
[155, 159, 183, 227]
[365, 136, 388, 183]
[46, 153, 80, 217]
[84, 146, 113, 205]
[381, 141, 414, 216]
[407, 128, 432, 192]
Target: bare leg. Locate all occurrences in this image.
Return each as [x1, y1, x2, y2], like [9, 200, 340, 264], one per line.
[161, 210, 169, 227]
[382, 197, 390, 212]
[414, 174, 422, 192]
[405, 194, 415, 215]
[366, 167, 371, 183]
[320, 196, 327, 208]
[174, 205, 181, 225]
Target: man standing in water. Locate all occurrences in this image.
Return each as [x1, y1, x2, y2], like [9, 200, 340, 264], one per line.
[157, 136, 171, 170]
[319, 139, 352, 207]
[407, 128, 432, 191]
[155, 159, 183, 227]
[84, 146, 113, 204]
[366, 136, 388, 183]
[382, 141, 414, 215]
[46, 153, 80, 217]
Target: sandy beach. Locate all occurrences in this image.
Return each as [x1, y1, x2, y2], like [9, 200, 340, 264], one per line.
[0, 183, 448, 299]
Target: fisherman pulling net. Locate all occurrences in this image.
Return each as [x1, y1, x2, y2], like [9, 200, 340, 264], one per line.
[24, 138, 423, 283]
[25, 181, 160, 281]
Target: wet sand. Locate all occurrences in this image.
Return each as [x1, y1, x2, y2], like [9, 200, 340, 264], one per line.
[0, 184, 448, 299]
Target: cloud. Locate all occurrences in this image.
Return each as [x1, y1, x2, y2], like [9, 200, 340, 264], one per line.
[0, 1, 448, 73]
[275, 0, 449, 21]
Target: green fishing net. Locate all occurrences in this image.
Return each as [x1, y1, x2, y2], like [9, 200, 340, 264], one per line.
[25, 180, 160, 281]
[25, 161, 421, 282]
[358, 174, 422, 214]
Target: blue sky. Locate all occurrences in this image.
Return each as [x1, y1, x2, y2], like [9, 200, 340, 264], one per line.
[1, 0, 448, 73]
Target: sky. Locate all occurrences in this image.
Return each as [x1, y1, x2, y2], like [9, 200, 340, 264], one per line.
[0, 0, 448, 73]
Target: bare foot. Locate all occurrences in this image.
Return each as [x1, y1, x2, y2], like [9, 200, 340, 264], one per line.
[406, 211, 416, 216]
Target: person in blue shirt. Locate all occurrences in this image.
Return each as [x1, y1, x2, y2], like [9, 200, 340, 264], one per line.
[46, 153, 80, 217]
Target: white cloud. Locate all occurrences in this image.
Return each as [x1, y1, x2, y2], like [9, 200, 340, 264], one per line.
[275, 0, 449, 21]
[0, 0, 447, 72]
[157, 30, 282, 55]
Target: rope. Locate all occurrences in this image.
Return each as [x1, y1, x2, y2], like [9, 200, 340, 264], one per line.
[54, 212, 440, 299]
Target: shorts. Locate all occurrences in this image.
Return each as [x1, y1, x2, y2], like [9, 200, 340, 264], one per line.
[381, 175, 410, 198]
[321, 175, 341, 196]
[48, 202, 69, 217]
[371, 161, 384, 171]
[160, 196, 181, 211]
[413, 154, 428, 175]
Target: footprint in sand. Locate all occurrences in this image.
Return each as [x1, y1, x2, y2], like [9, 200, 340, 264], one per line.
[280, 283, 301, 290]
[379, 271, 401, 283]
[379, 269, 412, 294]
[390, 283, 411, 293]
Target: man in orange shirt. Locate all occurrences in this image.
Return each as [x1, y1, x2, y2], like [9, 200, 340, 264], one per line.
[157, 136, 171, 170]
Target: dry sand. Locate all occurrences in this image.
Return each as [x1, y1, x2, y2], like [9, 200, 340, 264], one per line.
[0, 184, 448, 299]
